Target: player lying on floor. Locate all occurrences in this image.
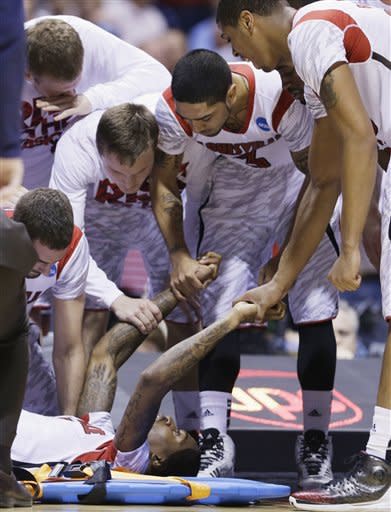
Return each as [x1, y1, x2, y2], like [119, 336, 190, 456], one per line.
[12, 285, 281, 476]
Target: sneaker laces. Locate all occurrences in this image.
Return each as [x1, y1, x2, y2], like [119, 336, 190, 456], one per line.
[299, 432, 329, 476]
[199, 429, 224, 470]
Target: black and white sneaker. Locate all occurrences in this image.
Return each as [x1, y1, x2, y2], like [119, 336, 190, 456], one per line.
[197, 428, 235, 477]
[296, 429, 333, 489]
[290, 452, 391, 510]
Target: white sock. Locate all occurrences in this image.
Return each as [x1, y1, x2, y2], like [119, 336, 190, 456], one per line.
[200, 391, 232, 433]
[172, 391, 200, 431]
[366, 406, 391, 459]
[302, 390, 332, 434]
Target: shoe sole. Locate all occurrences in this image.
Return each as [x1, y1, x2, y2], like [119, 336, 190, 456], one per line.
[289, 486, 391, 510]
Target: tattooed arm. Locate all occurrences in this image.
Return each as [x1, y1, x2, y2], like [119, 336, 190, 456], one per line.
[114, 301, 257, 452]
[150, 149, 208, 301]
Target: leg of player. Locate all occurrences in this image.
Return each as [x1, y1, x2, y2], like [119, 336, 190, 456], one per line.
[290, 328, 391, 510]
[295, 321, 336, 490]
[197, 330, 239, 477]
[0, 330, 32, 507]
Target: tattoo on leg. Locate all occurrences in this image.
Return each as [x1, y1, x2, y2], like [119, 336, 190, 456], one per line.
[320, 72, 338, 110]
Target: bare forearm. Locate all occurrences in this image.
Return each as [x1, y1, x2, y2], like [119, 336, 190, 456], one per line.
[340, 138, 377, 253]
[144, 305, 251, 394]
[151, 152, 189, 258]
[54, 345, 86, 415]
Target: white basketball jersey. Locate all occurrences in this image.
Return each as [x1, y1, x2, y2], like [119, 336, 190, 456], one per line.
[289, 0, 391, 149]
[22, 15, 171, 189]
[156, 62, 313, 172]
[25, 226, 88, 313]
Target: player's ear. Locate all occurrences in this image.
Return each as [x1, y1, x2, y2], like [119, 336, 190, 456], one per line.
[150, 453, 163, 470]
[226, 83, 237, 107]
[239, 10, 254, 35]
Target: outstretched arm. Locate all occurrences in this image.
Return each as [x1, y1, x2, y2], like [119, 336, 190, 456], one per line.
[77, 264, 219, 417]
[236, 64, 377, 317]
[114, 301, 258, 452]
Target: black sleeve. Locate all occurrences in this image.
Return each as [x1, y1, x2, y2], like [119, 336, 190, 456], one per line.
[0, 0, 25, 157]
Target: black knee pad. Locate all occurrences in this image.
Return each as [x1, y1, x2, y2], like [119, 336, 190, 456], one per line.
[297, 320, 336, 391]
[199, 329, 241, 392]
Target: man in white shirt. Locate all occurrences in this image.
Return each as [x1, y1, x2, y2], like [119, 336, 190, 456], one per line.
[217, 0, 391, 508]
[22, 15, 171, 190]
[49, 98, 218, 415]
[11, 188, 89, 416]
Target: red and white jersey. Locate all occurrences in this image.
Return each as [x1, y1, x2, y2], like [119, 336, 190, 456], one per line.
[25, 226, 89, 313]
[12, 410, 150, 473]
[49, 93, 212, 230]
[49, 95, 164, 231]
[22, 15, 171, 190]
[49, 93, 214, 308]
[156, 62, 313, 170]
[289, 0, 391, 149]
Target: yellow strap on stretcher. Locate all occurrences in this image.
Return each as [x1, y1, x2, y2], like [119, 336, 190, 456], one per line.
[25, 464, 210, 501]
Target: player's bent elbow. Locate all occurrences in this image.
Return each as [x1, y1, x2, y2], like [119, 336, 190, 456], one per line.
[139, 367, 165, 390]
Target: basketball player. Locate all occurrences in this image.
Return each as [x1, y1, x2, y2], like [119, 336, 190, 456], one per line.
[49, 98, 218, 415]
[216, 0, 391, 508]
[22, 15, 171, 190]
[9, 188, 89, 417]
[151, 49, 340, 485]
[11, 299, 258, 477]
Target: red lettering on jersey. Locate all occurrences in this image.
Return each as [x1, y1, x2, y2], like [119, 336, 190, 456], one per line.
[95, 179, 125, 203]
[61, 415, 106, 436]
[203, 138, 281, 169]
[295, 10, 371, 63]
[21, 98, 69, 153]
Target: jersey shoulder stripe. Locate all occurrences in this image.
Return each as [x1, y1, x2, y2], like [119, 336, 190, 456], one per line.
[272, 90, 295, 132]
[294, 9, 371, 63]
[57, 226, 83, 279]
[162, 88, 193, 137]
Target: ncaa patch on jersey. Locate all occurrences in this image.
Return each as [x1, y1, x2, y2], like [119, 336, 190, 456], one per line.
[256, 117, 270, 131]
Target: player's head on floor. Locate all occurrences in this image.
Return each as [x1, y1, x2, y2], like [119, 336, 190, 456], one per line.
[172, 49, 234, 137]
[146, 415, 200, 477]
[216, 0, 292, 72]
[14, 188, 74, 279]
[96, 103, 158, 194]
[26, 19, 83, 97]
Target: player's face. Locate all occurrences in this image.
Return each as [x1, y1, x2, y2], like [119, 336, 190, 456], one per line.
[220, 22, 280, 72]
[28, 240, 67, 278]
[26, 72, 81, 98]
[175, 100, 230, 137]
[102, 146, 155, 194]
[148, 415, 199, 459]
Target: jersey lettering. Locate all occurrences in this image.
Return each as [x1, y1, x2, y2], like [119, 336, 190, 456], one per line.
[202, 137, 281, 169]
[21, 99, 69, 153]
[61, 416, 106, 436]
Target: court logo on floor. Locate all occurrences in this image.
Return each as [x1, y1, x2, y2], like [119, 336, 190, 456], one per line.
[231, 369, 363, 429]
